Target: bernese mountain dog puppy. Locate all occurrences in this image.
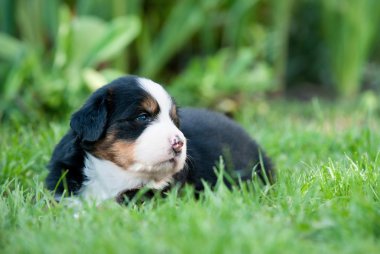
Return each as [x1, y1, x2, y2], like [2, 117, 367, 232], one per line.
[46, 76, 273, 203]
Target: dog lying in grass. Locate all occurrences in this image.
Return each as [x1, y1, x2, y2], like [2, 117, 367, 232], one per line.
[46, 76, 273, 203]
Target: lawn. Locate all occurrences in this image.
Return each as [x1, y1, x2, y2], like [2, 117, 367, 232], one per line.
[1, 98, 379, 253]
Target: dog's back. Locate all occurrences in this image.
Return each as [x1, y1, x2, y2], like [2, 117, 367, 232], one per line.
[178, 108, 273, 190]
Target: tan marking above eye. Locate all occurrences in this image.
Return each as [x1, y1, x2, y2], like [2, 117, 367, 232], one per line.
[170, 104, 179, 125]
[141, 95, 159, 115]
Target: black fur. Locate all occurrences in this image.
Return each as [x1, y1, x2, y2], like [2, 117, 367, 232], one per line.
[176, 108, 273, 190]
[46, 130, 85, 194]
[70, 91, 108, 142]
[46, 76, 274, 199]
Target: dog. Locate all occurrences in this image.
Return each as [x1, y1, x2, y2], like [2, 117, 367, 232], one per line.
[46, 76, 273, 203]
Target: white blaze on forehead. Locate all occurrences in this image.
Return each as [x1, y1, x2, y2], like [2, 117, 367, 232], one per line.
[133, 77, 186, 172]
[137, 77, 172, 115]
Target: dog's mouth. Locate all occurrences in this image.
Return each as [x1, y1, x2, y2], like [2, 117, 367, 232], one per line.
[166, 156, 178, 163]
[130, 156, 182, 175]
[155, 157, 178, 168]
[156, 151, 184, 166]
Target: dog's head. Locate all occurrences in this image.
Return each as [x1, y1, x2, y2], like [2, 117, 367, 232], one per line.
[70, 76, 186, 179]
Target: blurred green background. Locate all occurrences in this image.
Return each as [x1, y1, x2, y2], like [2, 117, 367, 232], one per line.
[1, 0, 380, 122]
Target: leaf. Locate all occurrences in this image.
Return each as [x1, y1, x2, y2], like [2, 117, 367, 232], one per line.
[83, 68, 125, 92]
[2, 53, 32, 100]
[0, 33, 25, 62]
[53, 4, 74, 70]
[82, 68, 108, 91]
[70, 16, 107, 67]
[83, 16, 141, 67]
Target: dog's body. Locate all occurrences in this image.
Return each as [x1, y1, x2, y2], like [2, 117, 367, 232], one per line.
[46, 76, 273, 203]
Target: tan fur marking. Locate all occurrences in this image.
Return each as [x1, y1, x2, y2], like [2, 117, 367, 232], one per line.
[111, 141, 135, 169]
[170, 104, 177, 118]
[170, 104, 179, 126]
[92, 132, 116, 160]
[93, 132, 135, 170]
[141, 96, 159, 114]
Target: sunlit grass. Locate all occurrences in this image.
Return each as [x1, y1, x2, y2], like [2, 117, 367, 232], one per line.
[1, 99, 379, 253]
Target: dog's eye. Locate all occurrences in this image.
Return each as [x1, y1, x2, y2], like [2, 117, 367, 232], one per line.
[135, 113, 151, 122]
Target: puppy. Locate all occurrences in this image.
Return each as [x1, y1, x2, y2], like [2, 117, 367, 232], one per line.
[46, 76, 273, 203]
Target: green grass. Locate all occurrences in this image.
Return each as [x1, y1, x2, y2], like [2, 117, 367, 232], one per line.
[1, 99, 380, 253]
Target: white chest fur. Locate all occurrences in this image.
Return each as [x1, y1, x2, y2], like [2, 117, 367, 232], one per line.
[80, 153, 173, 203]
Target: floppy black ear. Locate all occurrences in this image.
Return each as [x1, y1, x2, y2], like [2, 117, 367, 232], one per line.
[70, 92, 108, 142]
